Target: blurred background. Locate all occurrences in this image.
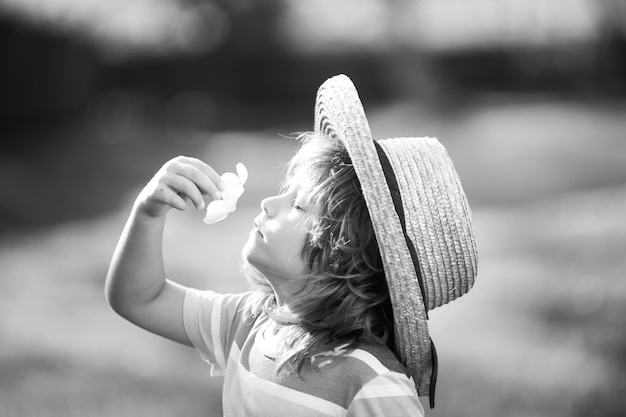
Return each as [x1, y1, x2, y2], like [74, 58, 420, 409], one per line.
[1, 0, 625, 415]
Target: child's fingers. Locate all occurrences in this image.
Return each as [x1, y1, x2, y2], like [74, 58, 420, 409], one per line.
[174, 161, 222, 200]
[158, 186, 188, 211]
[163, 173, 205, 210]
[177, 157, 226, 194]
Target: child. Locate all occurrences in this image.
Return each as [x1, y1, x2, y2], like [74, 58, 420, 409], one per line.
[106, 74, 478, 416]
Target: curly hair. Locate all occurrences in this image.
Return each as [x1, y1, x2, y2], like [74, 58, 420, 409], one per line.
[248, 132, 395, 373]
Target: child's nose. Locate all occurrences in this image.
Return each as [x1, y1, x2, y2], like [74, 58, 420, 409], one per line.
[260, 195, 278, 217]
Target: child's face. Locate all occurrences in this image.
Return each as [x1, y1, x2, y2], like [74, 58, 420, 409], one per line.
[242, 170, 311, 288]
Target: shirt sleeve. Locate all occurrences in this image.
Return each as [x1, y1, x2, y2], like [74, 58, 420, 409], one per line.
[183, 288, 261, 376]
[346, 371, 425, 417]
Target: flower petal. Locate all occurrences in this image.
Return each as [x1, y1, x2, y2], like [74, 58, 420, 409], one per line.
[204, 164, 248, 225]
[203, 200, 229, 224]
[221, 172, 240, 187]
[222, 186, 243, 211]
[236, 163, 248, 185]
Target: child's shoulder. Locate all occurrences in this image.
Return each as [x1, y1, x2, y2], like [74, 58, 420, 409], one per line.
[344, 341, 407, 376]
[300, 341, 412, 406]
[349, 341, 408, 374]
[311, 341, 408, 382]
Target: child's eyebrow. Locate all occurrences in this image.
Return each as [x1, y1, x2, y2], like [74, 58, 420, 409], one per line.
[279, 179, 297, 194]
[278, 175, 293, 193]
[296, 183, 316, 206]
[280, 167, 308, 193]
[294, 189, 306, 203]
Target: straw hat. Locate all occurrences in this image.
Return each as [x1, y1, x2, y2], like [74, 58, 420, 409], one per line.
[314, 74, 478, 408]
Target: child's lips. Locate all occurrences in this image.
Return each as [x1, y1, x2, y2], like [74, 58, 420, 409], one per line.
[254, 222, 264, 238]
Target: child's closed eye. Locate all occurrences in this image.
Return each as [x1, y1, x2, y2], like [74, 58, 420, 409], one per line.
[290, 200, 305, 211]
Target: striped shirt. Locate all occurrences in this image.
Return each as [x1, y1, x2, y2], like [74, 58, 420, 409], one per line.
[183, 288, 425, 416]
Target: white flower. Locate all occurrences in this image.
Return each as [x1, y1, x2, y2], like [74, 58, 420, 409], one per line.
[203, 163, 248, 224]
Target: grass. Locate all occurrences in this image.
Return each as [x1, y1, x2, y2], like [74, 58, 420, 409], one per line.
[1, 96, 625, 416]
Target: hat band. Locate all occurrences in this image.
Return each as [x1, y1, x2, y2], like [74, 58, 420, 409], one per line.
[373, 140, 439, 408]
[373, 141, 428, 312]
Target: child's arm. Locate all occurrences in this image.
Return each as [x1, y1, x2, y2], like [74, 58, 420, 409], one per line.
[105, 156, 224, 345]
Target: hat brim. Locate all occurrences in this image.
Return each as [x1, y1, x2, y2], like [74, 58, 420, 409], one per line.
[314, 74, 434, 397]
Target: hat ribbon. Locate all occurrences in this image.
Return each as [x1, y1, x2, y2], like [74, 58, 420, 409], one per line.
[373, 140, 439, 409]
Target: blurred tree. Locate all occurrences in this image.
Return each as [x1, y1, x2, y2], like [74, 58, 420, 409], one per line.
[0, 18, 99, 136]
[1, 0, 625, 141]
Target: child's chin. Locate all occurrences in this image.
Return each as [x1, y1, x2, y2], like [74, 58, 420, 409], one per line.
[241, 239, 261, 269]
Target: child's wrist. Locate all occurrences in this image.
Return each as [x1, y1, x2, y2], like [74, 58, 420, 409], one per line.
[131, 201, 169, 225]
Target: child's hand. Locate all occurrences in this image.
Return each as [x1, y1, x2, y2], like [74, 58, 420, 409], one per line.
[135, 156, 225, 219]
